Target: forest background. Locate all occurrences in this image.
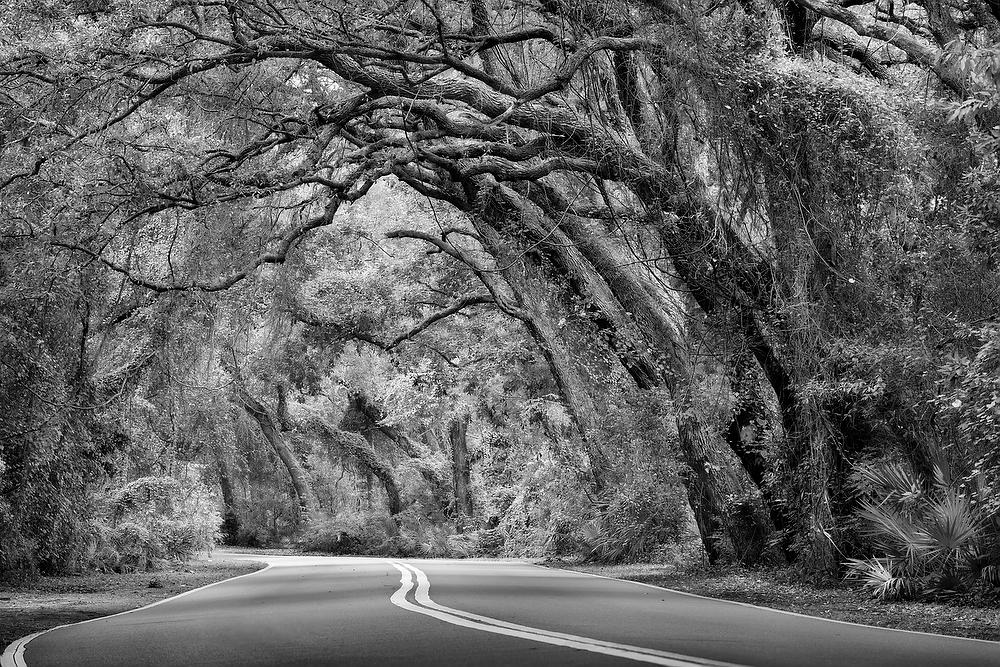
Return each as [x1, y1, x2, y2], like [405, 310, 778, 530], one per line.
[1, 0, 999, 605]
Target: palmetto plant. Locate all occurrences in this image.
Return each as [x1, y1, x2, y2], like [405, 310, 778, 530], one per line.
[845, 461, 999, 601]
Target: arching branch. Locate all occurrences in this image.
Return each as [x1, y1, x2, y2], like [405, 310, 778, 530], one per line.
[304, 416, 403, 516]
[386, 295, 495, 349]
[53, 197, 346, 293]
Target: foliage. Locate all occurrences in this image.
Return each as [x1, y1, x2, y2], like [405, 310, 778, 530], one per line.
[219, 510, 241, 546]
[0, 308, 108, 574]
[845, 461, 1000, 601]
[2, 0, 1000, 583]
[580, 484, 688, 564]
[89, 475, 220, 572]
[578, 388, 689, 564]
[296, 513, 393, 555]
[296, 510, 477, 558]
[942, 42, 1000, 153]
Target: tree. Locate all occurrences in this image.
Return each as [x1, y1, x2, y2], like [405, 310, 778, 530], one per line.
[230, 381, 319, 523]
[449, 416, 475, 522]
[3, 0, 999, 574]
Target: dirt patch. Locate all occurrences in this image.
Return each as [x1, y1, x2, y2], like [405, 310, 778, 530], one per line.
[0, 555, 266, 649]
[553, 562, 1000, 642]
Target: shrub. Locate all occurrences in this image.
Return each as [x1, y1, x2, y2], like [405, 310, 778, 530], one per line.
[386, 513, 475, 558]
[169, 482, 220, 559]
[229, 495, 299, 547]
[92, 475, 220, 571]
[474, 528, 505, 556]
[111, 522, 163, 572]
[162, 522, 199, 563]
[296, 513, 392, 554]
[112, 477, 180, 521]
[82, 521, 119, 573]
[546, 517, 579, 556]
[382, 533, 420, 557]
[579, 483, 688, 564]
[233, 524, 269, 548]
[845, 460, 1000, 600]
[445, 532, 476, 558]
[0, 498, 33, 575]
[297, 510, 479, 558]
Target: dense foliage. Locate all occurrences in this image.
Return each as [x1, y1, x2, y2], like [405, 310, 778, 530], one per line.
[0, 0, 997, 595]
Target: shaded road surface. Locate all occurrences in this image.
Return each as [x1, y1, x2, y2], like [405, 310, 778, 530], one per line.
[4, 554, 998, 666]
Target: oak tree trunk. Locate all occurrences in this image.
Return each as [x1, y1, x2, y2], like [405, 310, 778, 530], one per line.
[483, 179, 776, 562]
[319, 413, 404, 516]
[449, 417, 474, 524]
[232, 384, 317, 523]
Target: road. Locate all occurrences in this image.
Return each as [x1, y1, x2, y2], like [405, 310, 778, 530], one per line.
[3, 554, 998, 666]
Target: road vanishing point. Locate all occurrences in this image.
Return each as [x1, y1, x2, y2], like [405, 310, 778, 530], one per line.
[3, 554, 998, 666]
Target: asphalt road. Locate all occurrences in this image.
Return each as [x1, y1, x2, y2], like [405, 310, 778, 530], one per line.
[4, 554, 998, 666]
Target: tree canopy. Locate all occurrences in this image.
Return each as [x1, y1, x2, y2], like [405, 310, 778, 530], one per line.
[1, 0, 998, 593]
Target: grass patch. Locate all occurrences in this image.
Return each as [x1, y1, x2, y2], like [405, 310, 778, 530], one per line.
[0, 554, 266, 649]
[554, 562, 1000, 642]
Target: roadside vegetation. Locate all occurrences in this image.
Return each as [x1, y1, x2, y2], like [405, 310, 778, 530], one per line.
[0, 557, 265, 649]
[2, 0, 999, 636]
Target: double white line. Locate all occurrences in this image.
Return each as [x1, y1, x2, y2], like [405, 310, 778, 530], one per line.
[388, 562, 744, 667]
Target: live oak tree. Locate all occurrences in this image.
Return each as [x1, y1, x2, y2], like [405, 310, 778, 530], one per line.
[2, 0, 999, 575]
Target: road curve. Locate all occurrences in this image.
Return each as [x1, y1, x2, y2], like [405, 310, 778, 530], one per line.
[3, 554, 998, 666]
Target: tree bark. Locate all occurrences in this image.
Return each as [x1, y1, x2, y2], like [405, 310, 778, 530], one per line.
[462, 187, 612, 496]
[216, 454, 236, 511]
[485, 179, 777, 562]
[311, 417, 403, 516]
[340, 391, 449, 513]
[449, 416, 474, 523]
[231, 383, 317, 523]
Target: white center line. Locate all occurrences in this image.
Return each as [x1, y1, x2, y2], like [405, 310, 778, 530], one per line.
[388, 561, 746, 667]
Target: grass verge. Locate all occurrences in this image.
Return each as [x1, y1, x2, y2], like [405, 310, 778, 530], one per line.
[0, 555, 266, 649]
[553, 562, 1000, 642]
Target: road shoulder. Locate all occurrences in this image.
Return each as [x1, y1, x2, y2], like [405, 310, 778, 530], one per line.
[547, 562, 1000, 642]
[0, 556, 267, 650]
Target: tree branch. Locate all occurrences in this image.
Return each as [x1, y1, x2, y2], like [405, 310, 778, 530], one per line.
[386, 295, 494, 348]
[53, 197, 345, 293]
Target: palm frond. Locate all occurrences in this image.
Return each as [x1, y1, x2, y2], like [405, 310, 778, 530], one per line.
[844, 557, 920, 601]
[978, 564, 1000, 587]
[857, 499, 933, 560]
[923, 492, 979, 559]
[855, 461, 923, 509]
[850, 457, 999, 601]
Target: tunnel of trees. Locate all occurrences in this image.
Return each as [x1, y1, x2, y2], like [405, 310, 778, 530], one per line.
[1, 0, 998, 597]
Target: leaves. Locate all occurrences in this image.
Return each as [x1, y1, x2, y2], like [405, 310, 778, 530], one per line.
[848, 460, 998, 600]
